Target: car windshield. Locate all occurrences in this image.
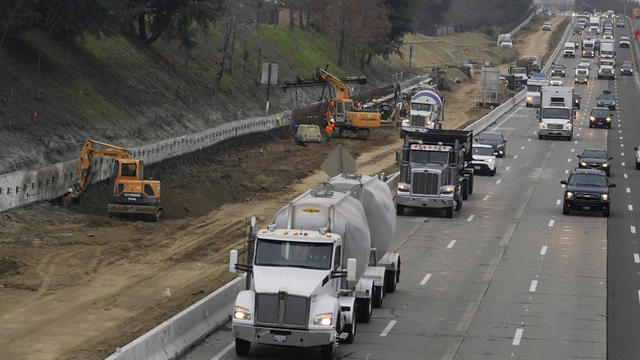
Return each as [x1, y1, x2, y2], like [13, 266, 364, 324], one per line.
[411, 103, 432, 111]
[410, 150, 450, 164]
[577, 70, 587, 75]
[255, 238, 333, 270]
[599, 93, 613, 100]
[569, 174, 607, 187]
[473, 147, 494, 156]
[542, 108, 570, 119]
[478, 133, 502, 141]
[621, 37, 629, 41]
[553, 65, 564, 70]
[591, 109, 609, 117]
[551, 77, 561, 81]
[583, 150, 607, 159]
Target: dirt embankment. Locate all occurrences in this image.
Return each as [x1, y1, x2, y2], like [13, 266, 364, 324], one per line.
[0, 19, 563, 360]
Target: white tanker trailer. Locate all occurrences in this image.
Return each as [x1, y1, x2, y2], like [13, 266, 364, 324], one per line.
[229, 172, 401, 359]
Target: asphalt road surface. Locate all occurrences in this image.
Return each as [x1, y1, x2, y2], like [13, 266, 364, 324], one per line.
[181, 18, 640, 360]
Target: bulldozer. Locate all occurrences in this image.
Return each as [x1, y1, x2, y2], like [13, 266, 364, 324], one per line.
[63, 139, 163, 221]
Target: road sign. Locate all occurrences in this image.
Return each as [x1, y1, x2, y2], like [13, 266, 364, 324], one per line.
[261, 63, 278, 85]
[634, 8, 640, 18]
[635, 29, 640, 41]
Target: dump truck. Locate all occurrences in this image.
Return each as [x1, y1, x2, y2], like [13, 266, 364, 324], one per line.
[497, 33, 514, 47]
[63, 139, 163, 221]
[400, 86, 444, 135]
[229, 148, 400, 359]
[395, 130, 474, 218]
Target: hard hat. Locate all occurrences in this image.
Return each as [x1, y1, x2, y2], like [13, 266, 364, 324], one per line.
[330, 118, 335, 123]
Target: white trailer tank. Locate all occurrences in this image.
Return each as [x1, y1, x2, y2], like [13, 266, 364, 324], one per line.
[325, 173, 396, 259]
[271, 189, 372, 281]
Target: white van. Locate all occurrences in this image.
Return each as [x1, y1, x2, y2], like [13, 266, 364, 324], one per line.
[600, 41, 615, 60]
[563, 42, 576, 57]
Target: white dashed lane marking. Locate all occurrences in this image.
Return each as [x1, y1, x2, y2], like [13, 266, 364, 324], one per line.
[419, 273, 432, 286]
[512, 328, 524, 346]
[446, 240, 456, 249]
[529, 280, 538, 292]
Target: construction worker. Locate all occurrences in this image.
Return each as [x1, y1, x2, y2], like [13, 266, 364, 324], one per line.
[276, 113, 281, 126]
[324, 118, 335, 144]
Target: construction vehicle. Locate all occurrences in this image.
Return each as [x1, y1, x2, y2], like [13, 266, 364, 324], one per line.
[401, 85, 444, 135]
[395, 130, 474, 218]
[63, 139, 163, 221]
[282, 68, 381, 140]
[229, 146, 400, 359]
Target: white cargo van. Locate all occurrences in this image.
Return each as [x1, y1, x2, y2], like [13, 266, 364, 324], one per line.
[600, 41, 615, 60]
[563, 42, 576, 57]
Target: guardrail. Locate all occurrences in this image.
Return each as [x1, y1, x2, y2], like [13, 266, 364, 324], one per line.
[105, 19, 575, 360]
[465, 16, 573, 134]
[510, 12, 535, 36]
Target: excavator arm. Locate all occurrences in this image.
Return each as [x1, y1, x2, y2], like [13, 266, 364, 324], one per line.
[66, 140, 133, 203]
[316, 68, 353, 100]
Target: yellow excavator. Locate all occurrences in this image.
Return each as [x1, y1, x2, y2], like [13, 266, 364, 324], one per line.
[63, 139, 163, 221]
[283, 68, 381, 139]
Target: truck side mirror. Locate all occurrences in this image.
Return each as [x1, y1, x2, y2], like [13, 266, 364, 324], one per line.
[346, 258, 357, 282]
[229, 250, 239, 273]
[395, 150, 402, 163]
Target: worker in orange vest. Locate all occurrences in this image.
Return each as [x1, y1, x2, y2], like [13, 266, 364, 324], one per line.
[324, 118, 335, 144]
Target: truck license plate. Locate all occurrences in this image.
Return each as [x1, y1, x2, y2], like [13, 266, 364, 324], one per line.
[582, 206, 591, 210]
[273, 334, 287, 343]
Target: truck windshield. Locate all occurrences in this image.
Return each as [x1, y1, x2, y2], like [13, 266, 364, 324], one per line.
[411, 103, 432, 111]
[255, 238, 333, 270]
[542, 108, 570, 119]
[601, 50, 613, 56]
[410, 150, 450, 164]
[527, 85, 540, 92]
[512, 68, 526, 74]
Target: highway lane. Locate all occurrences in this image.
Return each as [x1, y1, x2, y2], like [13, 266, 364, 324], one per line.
[607, 18, 640, 360]
[184, 18, 610, 360]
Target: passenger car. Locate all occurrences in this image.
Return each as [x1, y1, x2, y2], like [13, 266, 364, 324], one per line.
[577, 148, 612, 176]
[634, 145, 640, 170]
[543, 22, 552, 31]
[551, 64, 567, 77]
[476, 132, 506, 157]
[573, 93, 582, 109]
[469, 144, 497, 176]
[596, 90, 616, 110]
[561, 169, 615, 217]
[619, 37, 630, 48]
[588, 107, 612, 129]
[621, 61, 633, 75]
[575, 70, 588, 85]
[549, 76, 563, 86]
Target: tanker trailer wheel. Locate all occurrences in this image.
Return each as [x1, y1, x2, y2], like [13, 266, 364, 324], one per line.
[321, 342, 336, 360]
[357, 289, 373, 323]
[235, 338, 250, 356]
[385, 270, 397, 293]
[396, 204, 405, 216]
[462, 179, 469, 200]
[446, 204, 454, 218]
[373, 285, 384, 308]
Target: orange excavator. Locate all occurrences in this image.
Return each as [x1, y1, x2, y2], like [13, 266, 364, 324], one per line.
[63, 139, 163, 221]
[283, 68, 381, 139]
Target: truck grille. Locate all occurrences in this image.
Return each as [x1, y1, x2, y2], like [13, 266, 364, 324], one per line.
[574, 193, 601, 203]
[548, 124, 563, 130]
[255, 293, 309, 327]
[411, 172, 439, 195]
[410, 115, 425, 127]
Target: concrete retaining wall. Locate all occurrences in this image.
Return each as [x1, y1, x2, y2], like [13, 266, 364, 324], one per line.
[106, 275, 246, 360]
[0, 112, 291, 213]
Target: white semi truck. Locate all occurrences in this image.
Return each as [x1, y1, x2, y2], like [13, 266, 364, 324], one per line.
[537, 86, 574, 141]
[525, 74, 549, 107]
[401, 86, 443, 135]
[229, 166, 401, 359]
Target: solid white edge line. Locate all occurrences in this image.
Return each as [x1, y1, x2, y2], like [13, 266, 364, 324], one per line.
[380, 320, 397, 337]
[447, 240, 456, 249]
[513, 328, 524, 346]
[209, 341, 235, 360]
[634, 253, 640, 264]
[540, 245, 548, 256]
[419, 273, 432, 286]
[529, 280, 538, 292]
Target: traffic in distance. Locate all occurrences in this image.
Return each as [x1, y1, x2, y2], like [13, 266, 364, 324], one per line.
[182, 9, 639, 360]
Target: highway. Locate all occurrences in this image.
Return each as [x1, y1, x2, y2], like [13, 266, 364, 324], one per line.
[607, 18, 640, 360]
[181, 18, 633, 360]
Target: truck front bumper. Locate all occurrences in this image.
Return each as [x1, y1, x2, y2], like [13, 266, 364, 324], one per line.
[538, 129, 572, 137]
[396, 194, 453, 209]
[233, 324, 333, 347]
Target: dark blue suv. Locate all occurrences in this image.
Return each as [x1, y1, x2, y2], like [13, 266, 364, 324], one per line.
[561, 169, 615, 217]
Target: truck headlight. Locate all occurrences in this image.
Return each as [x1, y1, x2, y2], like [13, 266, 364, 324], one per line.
[538, 123, 546, 129]
[566, 124, 572, 130]
[602, 163, 609, 167]
[527, 96, 532, 100]
[314, 313, 333, 326]
[606, 117, 611, 122]
[440, 185, 455, 194]
[397, 183, 410, 191]
[402, 119, 409, 124]
[234, 306, 251, 320]
[590, 116, 595, 121]
[580, 161, 587, 167]
[566, 191, 574, 199]
[601, 193, 609, 201]
[427, 121, 433, 125]
[485, 158, 494, 163]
